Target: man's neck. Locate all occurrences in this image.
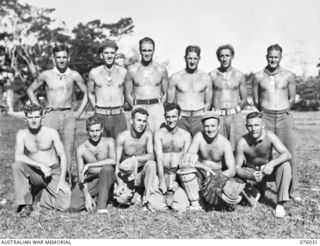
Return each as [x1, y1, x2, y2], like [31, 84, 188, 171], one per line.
[55, 66, 68, 74]
[28, 126, 42, 135]
[265, 65, 281, 75]
[202, 131, 218, 144]
[141, 60, 152, 67]
[218, 66, 232, 73]
[104, 63, 115, 70]
[131, 127, 144, 139]
[251, 129, 265, 144]
[185, 67, 197, 74]
[166, 125, 179, 134]
[88, 138, 101, 146]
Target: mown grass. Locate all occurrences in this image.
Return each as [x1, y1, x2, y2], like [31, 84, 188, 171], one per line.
[0, 112, 319, 239]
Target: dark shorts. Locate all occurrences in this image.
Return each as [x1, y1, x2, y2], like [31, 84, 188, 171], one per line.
[95, 113, 127, 139]
[178, 116, 203, 137]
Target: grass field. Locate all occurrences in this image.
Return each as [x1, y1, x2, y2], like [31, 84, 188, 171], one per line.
[0, 111, 319, 239]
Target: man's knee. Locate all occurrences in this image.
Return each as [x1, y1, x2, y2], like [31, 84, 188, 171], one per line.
[100, 165, 115, 175]
[56, 194, 71, 212]
[278, 161, 292, 177]
[144, 160, 156, 174]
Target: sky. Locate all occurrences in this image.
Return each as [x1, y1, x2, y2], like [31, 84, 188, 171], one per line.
[21, 0, 320, 76]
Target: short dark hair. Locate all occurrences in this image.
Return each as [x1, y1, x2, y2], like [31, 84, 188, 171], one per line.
[139, 37, 155, 50]
[216, 44, 235, 59]
[52, 44, 69, 55]
[24, 104, 43, 117]
[246, 111, 263, 121]
[185, 45, 201, 57]
[99, 40, 119, 53]
[132, 107, 149, 119]
[267, 44, 282, 55]
[164, 102, 181, 116]
[86, 115, 103, 131]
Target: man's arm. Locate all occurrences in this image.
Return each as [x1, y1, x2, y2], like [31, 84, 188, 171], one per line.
[204, 75, 213, 111]
[51, 129, 68, 183]
[27, 73, 46, 105]
[125, 69, 134, 107]
[222, 140, 236, 177]
[73, 72, 88, 119]
[87, 71, 96, 109]
[160, 68, 169, 104]
[187, 133, 201, 154]
[235, 138, 253, 180]
[288, 72, 296, 109]
[166, 75, 177, 103]
[136, 132, 154, 167]
[183, 132, 192, 153]
[263, 131, 292, 175]
[154, 130, 166, 193]
[252, 74, 260, 109]
[239, 73, 248, 110]
[14, 130, 51, 176]
[115, 133, 125, 185]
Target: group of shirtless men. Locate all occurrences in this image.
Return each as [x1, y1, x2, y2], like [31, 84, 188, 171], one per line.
[12, 37, 301, 219]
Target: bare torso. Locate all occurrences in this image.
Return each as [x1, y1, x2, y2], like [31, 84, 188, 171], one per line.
[255, 67, 294, 110]
[128, 63, 165, 99]
[20, 127, 59, 167]
[40, 68, 79, 108]
[241, 132, 273, 166]
[89, 65, 127, 107]
[210, 67, 244, 109]
[121, 130, 152, 161]
[80, 137, 112, 174]
[171, 70, 210, 110]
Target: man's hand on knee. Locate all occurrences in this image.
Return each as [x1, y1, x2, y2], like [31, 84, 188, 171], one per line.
[84, 193, 96, 212]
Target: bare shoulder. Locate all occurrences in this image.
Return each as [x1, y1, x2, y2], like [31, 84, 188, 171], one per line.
[116, 64, 127, 76]
[209, 68, 218, 79]
[154, 63, 167, 75]
[178, 127, 191, 140]
[235, 135, 247, 149]
[117, 130, 130, 143]
[144, 129, 154, 139]
[89, 66, 102, 77]
[42, 127, 60, 138]
[103, 136, 116, 146]
[127, 63, 139, 74]
[254, 70, 264, 81]
[16, 129, 27, 139]
[70, 69, 82, 78]
[265, 129, 280, 142]
[232, 67, 245, 78]
[76, 140, 88, 153]
[154, 127, 165, 138]
[170, 70, 184, 81]
[192, 131, 203, 143]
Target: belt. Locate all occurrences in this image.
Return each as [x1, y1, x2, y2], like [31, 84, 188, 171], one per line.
[180, 108, 204, 117]
[212, 106, 241, 116]
[261, 107, 288, 115]
[245, 163, 266, 171]
[95, 105, 123, 115]
[133, 98, 161, 105]
[46, 107, 71, 112]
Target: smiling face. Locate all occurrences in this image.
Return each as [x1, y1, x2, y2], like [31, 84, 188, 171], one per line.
[203, 118, 219, 139]
[246, 117, 264, 140]
[164, 108, 179, 130]
[100, 46, 117, 67]
[132, 112, 148, 133]
[140, 42, 154, 63]
[185, 51, 200, 71]
[53, 50, 69, 71]
[87, 123, 103, 143]
[218, 48, 233, 69]
[25, 110, 42, 131]
[266, 49, 282, 70]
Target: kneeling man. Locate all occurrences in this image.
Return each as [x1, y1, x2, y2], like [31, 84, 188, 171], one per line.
[70, 116, 116, 213]
[150, 103, 191, 211]
[13, 104, 71, 217]
[235, 112, 292, 218]
[179, 111, 238, 210]
[114, 108, 157, 207]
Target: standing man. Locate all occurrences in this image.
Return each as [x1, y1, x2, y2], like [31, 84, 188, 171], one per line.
[88, 40, 128, 139]
[70, 116, 116, 213]
[13, 104, 71, 217]
[114, 108, 158, 207]
[151, 103, 191, 211]
[209, 44, 247, 149]
[27, 44, 88, 179]
[235, 112, 292, 218]
[125, 37, 169, 131]
[252, 44, 300, 201]
[167, 45, 212, 137]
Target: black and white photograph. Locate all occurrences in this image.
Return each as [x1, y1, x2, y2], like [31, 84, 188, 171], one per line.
[0, 0, 319, 241]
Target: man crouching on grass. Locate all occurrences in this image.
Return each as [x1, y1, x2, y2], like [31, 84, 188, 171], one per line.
[69, 116, 116, 213]
[114, 107, 158, 209]
[235, 112, 292, 218]
[12, 104, 70, 217]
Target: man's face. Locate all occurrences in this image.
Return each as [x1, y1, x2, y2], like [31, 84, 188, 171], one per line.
[203, 118, 219, 138]
[101, 47, 117, 66]
[53, 51, 69, 70]
[246, 117, 264, 139]
[87, 123, 103, 143]
[140, 42, 154, 63]
[185, 51, 200, 70]
[25, 110, 42, 130]
[132, 112, 148, 133]
[266, 49, 282, 69]
[165, 109, 179, 130]
[218, 49, 233, 69]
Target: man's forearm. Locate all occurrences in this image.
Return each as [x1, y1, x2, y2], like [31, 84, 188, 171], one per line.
[236, 167, 254, 180]
[136, 154, 154, 168]
[75, 93, 88, 117]
[88, 93, 96, 109]
[86, 158, 116, 168]
[27, 90, 40, 105]
[15, 155, 46, 170]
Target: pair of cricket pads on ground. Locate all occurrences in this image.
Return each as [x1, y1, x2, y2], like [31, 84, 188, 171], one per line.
[114, 152, 254, 210]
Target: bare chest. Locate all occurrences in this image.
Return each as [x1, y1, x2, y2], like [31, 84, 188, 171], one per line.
[86, 143, 109, 160]
[213, 73, 240, 91]
[46, 76, 74, 92]
[24, 135, 53, 153]
[161, 133, 185, 153]
[123, 137, 148, 155]
[176, 75, 207, 93]
[199, 141, 223, 161]
[133, 67, 162, 87]
[259, 75, 289, 92]
[94, 70, 125, 89]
